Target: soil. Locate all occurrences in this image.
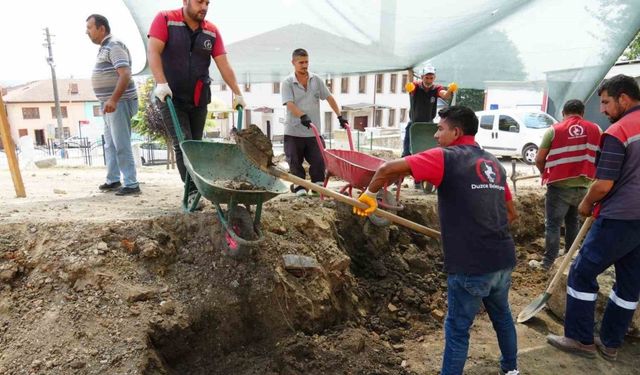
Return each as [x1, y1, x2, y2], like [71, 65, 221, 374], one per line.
[236, 124, 274, 168]
[1, 166, 639, 374]
[212, 179, 261, 191]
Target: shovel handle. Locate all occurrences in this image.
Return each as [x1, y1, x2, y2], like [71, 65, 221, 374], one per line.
[268, 166, 441, 239]
[545, 216, 594, 294]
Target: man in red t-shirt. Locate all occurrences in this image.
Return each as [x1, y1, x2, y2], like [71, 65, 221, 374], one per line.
[354, 106, 520, 375]
[147, 0, 245, 207]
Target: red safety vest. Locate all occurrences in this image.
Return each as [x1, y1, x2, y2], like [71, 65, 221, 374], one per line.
[542, 115, 601, 185]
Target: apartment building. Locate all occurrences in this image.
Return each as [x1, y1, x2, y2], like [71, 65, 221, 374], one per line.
[2, 79, 104, 146]
[213, 71, 418, 138]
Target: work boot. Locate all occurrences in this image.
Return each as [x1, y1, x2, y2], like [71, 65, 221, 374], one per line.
[546, 334, 596, 358]
[99, 181, 121, 191]
[115, 186, 141, 196]
[594, 336, 618, 361]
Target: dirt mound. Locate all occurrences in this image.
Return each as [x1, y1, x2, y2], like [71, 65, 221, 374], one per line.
[3, 186, 640, 374]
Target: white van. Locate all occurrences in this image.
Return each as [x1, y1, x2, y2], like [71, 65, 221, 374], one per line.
[474, 109, 557, 164]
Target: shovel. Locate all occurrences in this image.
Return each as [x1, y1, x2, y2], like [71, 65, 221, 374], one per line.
[236, 124, 441, 240]
[516, 216, 594, 323]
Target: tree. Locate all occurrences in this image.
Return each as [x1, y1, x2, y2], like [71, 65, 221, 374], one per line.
[132, 77, 168, 142]
[623, 31, 640, 60]
[455, 89, 485, 112]
[428, 29, 527, 90]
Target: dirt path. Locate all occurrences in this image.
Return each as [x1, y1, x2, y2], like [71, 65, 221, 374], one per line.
[1, 166, 639, 374]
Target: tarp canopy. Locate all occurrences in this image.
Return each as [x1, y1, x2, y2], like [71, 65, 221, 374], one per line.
[123, 0, 640, 118]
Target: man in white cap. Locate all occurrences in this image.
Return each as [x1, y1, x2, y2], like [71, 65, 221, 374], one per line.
[402, 66, 457, 164]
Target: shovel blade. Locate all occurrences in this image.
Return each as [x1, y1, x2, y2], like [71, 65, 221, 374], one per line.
[236, 124, 274, 170]
[517, 292, 551, 323]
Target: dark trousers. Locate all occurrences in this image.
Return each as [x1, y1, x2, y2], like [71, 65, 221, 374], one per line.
[565, 217, 640, 347]
[543, 185, 587, 268]
[284, 135, 325, 191]
[158, 101, 208, 191]
[402, 121, 413, 157]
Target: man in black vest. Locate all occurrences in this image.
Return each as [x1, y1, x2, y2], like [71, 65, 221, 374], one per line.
[402, 66, 457, 189]
[147, 0, 245, 205]
[354, 106, 520, 375]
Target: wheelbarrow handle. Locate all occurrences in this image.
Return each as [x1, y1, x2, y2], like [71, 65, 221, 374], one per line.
[236, 105, 244, 131]
[267, 165, 441, 239]
[309, 123, 329, 167]
[166, 97, 185, 143]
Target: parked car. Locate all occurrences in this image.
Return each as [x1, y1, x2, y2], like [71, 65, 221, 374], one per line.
[53, 136, 88, 148]
[139, 142, 168, 165]
[474, 109, 557, 164]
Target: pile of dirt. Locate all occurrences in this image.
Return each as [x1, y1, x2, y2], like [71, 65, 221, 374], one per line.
[4, 185, 639, 374]
[212, 178, 262, 191]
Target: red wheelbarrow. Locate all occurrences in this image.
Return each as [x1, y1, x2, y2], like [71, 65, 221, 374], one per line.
[309, 123, 403, 224]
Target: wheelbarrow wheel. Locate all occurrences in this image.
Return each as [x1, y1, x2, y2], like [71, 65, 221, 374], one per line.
[221, 206, 258, 259]
[368, 190, 396, 227]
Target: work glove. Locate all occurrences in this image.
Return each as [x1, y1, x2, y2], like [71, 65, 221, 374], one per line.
[338, 115, 349, 129]
[154, 83, 172, 103]
[405, 81, 416, 93]
[353, 189, 378, 217]
[448, 82, 459, 93]
[300, 114, 312, 128]
[232, 95, 246, 110]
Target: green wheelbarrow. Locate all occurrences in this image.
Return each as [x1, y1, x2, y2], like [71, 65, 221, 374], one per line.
[409, 122, 439, 194]
[166, 97, 288, 258]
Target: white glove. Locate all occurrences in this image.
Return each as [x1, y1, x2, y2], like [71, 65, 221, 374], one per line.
[232, 95, 246, 110]
[154, 83, 172, 102]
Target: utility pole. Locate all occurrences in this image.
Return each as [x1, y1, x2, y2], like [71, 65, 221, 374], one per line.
[44, 27, 65, 156]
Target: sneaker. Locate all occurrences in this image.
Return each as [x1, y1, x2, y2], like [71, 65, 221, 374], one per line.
[99, 181, 122, 191]
[499, 370, 520, 375]
[115, 186, 141, 196]
[308, 182, 323, 197]
[546, 334, 596, 358]
[295, 189, 308, 197]
[414, 181, 422, 190]
[594, 336, 617, 361]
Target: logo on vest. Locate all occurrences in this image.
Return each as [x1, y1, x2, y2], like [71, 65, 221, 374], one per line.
[568, 124, 585, 138]
[203, 40, 212, 50]
[471, 159, 505, 191]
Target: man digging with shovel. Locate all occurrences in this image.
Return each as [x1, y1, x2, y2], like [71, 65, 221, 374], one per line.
[546, 74, 640, 361]
[353, 106, 520, 375]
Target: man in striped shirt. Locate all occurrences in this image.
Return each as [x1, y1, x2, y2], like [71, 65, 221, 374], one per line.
[87, 14, 140, 195]
[547, 75, 640, 361]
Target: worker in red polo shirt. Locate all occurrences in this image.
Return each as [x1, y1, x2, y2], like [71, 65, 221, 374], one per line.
[354, 105, 519, 375]
[147, 0, 245, 207]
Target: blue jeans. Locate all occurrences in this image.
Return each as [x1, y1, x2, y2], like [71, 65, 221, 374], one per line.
[103, 98, 139, 188]
[543, 185, 587, 268]
[442, 268, 518, 375]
